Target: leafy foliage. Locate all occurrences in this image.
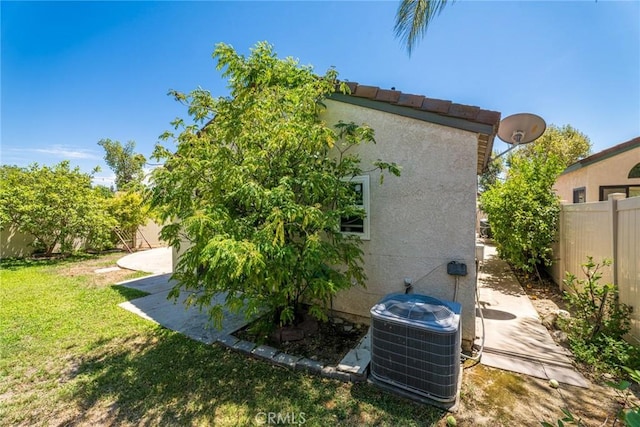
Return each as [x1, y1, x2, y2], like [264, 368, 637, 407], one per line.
[0, 162, 115, 256]
[150, 41, 400, 327]
[106, 190, 152, 243]
[98, 139, 146, 191]
[560, 257, 639, 374]
[511, 124, 591, 169]
[480, 145, 564, 272]
[394, 0, 452, 55]
[478, 150, 504, 193]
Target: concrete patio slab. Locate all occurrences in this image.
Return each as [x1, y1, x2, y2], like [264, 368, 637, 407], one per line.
[117, 247, 173, 274]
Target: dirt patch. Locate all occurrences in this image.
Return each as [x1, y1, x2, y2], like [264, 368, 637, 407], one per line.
[47, 252, 148, 287]
[235, 312, 367, 366]
[454, 363, 622, 426]
[512, 267, 568, 323]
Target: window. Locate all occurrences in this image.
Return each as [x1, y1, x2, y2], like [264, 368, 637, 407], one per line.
[340, 175, 370, 240]
[573, 187, 586, 203]
[599, 185, 640, 201]
[629, 163, 640, 179]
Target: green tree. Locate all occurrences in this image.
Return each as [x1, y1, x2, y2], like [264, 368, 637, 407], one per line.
[478, 150, 504, 193]
[480, 145, 564, 274]
[107, 191, 149, 233]
[97, 139, 146, 191]
[395, 0, 453, 54]
[510, 124, 591, 168]
[150, 41, 400, 328]
[107, 190, 151, 247]
[0, 161, 115, 256]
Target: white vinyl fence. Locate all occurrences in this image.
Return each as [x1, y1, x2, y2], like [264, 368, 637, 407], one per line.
[550, 194, 640, 344]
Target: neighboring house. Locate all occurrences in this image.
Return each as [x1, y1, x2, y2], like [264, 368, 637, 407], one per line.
[171, 82, 501, 349]
[554, 137, 640, 203]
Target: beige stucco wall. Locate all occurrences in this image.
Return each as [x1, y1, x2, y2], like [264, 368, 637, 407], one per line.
[1, 226, 36, 258]
[322, 100, 479, 348]
[554, 146, 640, 202]
[1, 219, 165, 258]
[136, 219, 166, 248]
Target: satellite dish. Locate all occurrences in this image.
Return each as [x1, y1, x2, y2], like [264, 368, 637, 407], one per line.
[497, 113, 546, 145]
[484, 113, 547, 169]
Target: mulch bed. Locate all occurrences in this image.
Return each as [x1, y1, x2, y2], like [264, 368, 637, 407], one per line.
[234, 313, 368, 366]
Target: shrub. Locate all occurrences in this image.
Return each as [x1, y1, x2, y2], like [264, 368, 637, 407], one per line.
[150, 42, 400, 328]
[0, 162, 116, 256]
[480, 146, 564, 274]
[560, 257, 639, 374]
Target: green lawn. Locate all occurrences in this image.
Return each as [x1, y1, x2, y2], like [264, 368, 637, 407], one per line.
[0, 254, 444, 426]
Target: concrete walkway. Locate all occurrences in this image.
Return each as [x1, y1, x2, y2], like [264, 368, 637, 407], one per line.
[117, 247, 250, 343]
[477, 242, 588, 387]
[117, 273, 253, 344]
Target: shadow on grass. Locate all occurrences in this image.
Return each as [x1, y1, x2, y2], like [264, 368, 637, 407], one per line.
[63, 329, 444, 426]
[349, 382, 445, 425]
[0, 250, 126, 271]
[0, 254, 91, 270]
[111, 284, 150, 301]
[66, 331, 299, 425]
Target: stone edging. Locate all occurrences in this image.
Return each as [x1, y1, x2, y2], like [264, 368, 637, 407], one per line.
[215, 333, 369, 383]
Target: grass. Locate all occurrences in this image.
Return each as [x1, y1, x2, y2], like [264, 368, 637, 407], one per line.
[0, 254, 445, 426]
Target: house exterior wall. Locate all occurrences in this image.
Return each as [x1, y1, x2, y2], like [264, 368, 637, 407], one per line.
[554, 146, 640, 203]
[322, 100, 479, 348]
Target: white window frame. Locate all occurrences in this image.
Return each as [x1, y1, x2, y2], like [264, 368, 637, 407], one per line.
[340, 175, 370, 240]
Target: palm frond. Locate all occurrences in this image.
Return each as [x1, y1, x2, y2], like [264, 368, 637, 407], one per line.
[394, 0, 452, 55]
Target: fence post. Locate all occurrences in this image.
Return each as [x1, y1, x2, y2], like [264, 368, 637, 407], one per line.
[608, 193, 626, 286]
[557, 202, 567, 290]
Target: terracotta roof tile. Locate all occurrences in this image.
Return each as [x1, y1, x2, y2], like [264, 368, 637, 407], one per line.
[476, 110, 502, 126]
[397, 93, 425, 108]
[342, 81, 358, 94]
[448, 103, 481, 120]
[352, 85, 378, 98]
[337, 81, 500, 129]
[375, 89, 402, 103]
[421, 98, 452, 114]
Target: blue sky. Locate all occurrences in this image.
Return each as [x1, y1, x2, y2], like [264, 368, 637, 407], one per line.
[2, 1, 639, 186]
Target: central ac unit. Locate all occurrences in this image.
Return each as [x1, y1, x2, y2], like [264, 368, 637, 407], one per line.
[370, 293, 461, 404]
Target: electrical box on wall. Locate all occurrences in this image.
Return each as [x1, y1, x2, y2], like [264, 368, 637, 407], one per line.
[447, 261, 467, 276]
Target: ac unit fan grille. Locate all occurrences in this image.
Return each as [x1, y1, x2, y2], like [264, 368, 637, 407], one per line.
[370, 316, 461, 402]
